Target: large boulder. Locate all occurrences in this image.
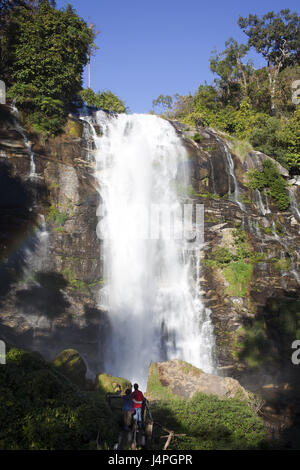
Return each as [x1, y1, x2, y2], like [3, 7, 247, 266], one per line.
[146, 359, 249, 401]
[52, 348, 87, 388]
[96, 373, 131, 395]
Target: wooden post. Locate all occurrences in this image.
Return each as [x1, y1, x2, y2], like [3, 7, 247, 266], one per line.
[131, 421, 137, 450]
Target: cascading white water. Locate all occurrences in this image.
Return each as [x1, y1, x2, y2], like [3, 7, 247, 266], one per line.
[288, 187, 300, 223]
[255, 189, 267, 216]
[263, 189, 271, 214]
[213, 134, 245, 211]
[11, 105, 37, 179]
[87, 111, 215, 387]
[255, 189, 271, 216]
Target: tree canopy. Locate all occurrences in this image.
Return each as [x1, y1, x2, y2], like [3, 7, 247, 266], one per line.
[153, 9, 300, 172]
[80, 88, 127, 113]
[2, 0, 96, 135]
[238, 9, 300, 111]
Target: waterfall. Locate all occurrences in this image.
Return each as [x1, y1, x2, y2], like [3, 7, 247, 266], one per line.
[255, 189, 267, 216]
[255, 189, 271, 216]
[213, 135, 245, 211]
[208, 156, 217, 194]
[22, 214, 49, 277]
[86, 111, 215, 387]
[264, 189, 271, 214]
[268, 222, 300, 286]
[288, 187, 300, 223]
[82, 118, 97, 162]
[11, 105, 37, 179]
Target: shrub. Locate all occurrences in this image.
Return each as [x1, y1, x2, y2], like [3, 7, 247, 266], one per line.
[80, 88, 127, 113]
[151, 393, 267, 450]
[0, 347, 119, 450]
[246, 159, 289, 210]
[192, 133, 204, 144]
[223, 261, 253, 297]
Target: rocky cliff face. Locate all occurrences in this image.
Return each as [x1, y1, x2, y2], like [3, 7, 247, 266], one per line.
[0, 104, 106, 373]
[1, 104, 300, 430]
[173, 122, 300, 435]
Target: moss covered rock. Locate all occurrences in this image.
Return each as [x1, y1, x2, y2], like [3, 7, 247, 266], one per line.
[96, 373, 131, 395]
[52, 349, 87, 388]
[64, 118, 83, 138]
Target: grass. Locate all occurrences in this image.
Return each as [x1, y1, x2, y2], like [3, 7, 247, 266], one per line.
[48, 204, 69, 227]
[204, 229, 258, 297]
[146, 363, 175, 402]
[96, 373, 131, 396]
[191, 133, 204, 144]
[274, 258, 291, 271]
[150, 393, 267, 450]
[223, 261, 253, 297]
[229, 137, 252, 162]
[61, 267, 104, 291]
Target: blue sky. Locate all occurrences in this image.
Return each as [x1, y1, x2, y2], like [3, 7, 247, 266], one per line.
[56, 0, 300, 113]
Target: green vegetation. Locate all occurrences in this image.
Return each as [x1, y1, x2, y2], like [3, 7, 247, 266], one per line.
[2, 0, 95, 135]
[52, 349, 87, 388]
[175, 182, 221, 200]
[191, 133, 204, 144]
[96, 373, 131, 396]
[151, 393, 267, 450]
[65, 119, 83, 138]
[211, 229, 252, 264]
[61, 267, 103, 291]
[146, 361, 266, 450]
[197, 192, 221, 200]
[1, 348, 266, 450]
[152, 9, 300, 173]
[152, 94, 173, 113]
[0, 347, 119, 450]
[236, 296, 300, 369]
[223, 261, 253, 297]
[79, 88, 127, 113]
[205, 229, 256, 297]
[246, 159, 289, 210]
[274, 257, 291, 271]
[229, 137, 253, 162]
[48, 204, 69, 227]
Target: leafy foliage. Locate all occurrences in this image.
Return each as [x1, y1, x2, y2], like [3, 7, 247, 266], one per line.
[223, 261, 253, 297]
[4, 0, 95, 135]
[153, 9, 300, 172]
[152, 94, 173, 113]
[151, 393, 267, 450]
[80, 88, 127, 113]
[0, 347, 119, 449]
[237, 297, 300, 369]
[246, 159, 289, 210]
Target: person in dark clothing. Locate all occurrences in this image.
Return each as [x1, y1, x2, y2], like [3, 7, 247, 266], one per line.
[122, 388, 134, 430]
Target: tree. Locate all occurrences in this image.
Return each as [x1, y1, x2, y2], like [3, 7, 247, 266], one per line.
[152, 94, 173, 114]
[277, 108, 300, 171]
[80, 88, 127, 113]
[210, 38, 253, 105]
[6, 0, 96, 134]
[0, 0, 26, 81]
[238, 10, 300, 112]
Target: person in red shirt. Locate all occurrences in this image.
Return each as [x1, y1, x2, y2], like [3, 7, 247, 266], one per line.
[131, 383, 145, 429]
